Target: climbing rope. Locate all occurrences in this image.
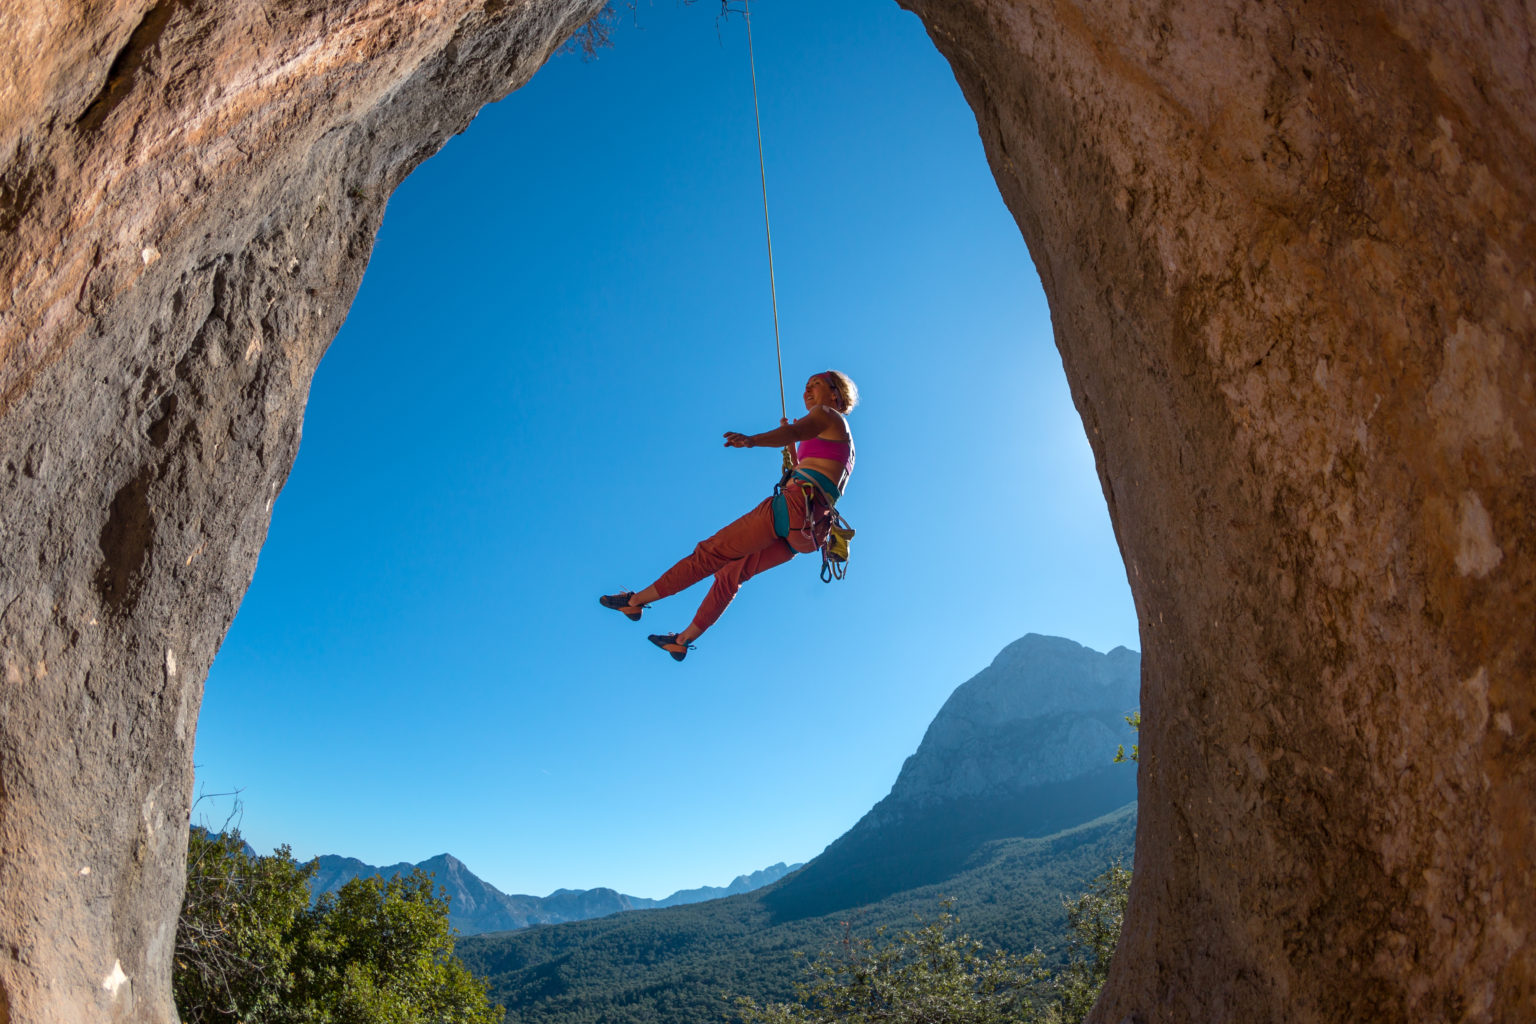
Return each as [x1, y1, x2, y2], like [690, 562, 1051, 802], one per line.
[742, 0, 795, 474]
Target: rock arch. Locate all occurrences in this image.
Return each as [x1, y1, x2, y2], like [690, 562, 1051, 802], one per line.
[0, 1, 1530, 1022]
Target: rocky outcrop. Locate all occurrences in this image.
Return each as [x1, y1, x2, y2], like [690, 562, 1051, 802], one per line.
[884, 633, 1139, 803]
[0, 2, 601, 1022]
[764, 634, 1140, 918]
[894, 2, 1535, 1021]
[1, 1, 1531, 1023]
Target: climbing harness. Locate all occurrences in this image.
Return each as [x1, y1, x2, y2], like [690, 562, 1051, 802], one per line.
[743, 1, 854, 582]
[767, 466, 855, 582]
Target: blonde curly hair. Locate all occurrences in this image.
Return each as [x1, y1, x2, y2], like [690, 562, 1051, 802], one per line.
[820, 370, 859, 413]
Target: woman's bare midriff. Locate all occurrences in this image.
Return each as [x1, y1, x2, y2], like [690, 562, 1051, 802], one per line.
[795, 455, 849, 487]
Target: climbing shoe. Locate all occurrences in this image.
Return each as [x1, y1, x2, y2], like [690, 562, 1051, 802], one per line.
[600, 592, 646, 622]
[647, 633, 694, 662]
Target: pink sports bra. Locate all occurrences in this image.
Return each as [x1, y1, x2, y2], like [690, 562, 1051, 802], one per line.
[796, 435, 854, 473]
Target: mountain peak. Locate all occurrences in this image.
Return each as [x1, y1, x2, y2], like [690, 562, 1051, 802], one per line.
[763, 633, 1139, 918]
[967, 634, 1139, 718]
[307, 856, 799, 935]
[896, 634, 1139, 803]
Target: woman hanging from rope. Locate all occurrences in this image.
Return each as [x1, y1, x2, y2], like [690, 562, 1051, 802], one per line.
[600, 369, 858, 661]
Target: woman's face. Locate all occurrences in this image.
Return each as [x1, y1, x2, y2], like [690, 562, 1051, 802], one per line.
[803, 375, 840, 411]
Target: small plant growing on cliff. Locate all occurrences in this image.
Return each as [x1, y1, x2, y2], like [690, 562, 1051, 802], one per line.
[563, 2, 618, 58]
[562, 2, 737, 61]
[1113, 710, 1141, 764]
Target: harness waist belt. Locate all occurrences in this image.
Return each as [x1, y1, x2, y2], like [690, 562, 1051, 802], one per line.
[772, 468, 842, 540]
[792, 467, 841, 503]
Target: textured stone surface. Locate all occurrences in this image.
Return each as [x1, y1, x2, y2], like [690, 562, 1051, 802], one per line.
[0, 2, 600, 1021]
[1, 0, 1532, 1022]
[895, 1, 1536, 1021]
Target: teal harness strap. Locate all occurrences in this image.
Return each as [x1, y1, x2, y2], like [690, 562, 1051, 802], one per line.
[771, 491, 791, 538]
[771, 468, 842, 540]
[790, 467, 841, 503]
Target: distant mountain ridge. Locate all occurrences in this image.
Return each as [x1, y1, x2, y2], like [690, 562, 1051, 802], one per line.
[459, 805, 1137, 1024]
[308, 853, 801, 935]
[647, 862, 803, 909]
[457, 632, 1142, 1024]
[761, 633, 1139, 919]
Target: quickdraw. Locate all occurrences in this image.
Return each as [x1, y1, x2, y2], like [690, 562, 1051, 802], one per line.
[820, 508, 854, 582]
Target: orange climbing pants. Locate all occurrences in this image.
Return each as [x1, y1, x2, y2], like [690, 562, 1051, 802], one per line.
[648, 489, 808, 635]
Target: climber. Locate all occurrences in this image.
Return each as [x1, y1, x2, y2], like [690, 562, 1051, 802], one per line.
[600, 370, 859, 661]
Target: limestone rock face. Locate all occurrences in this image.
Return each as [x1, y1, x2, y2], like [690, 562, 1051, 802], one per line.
[0, 2, 601, 1021]
[1, 1, 1532, 1023]
[895, 1, 1536, 1021]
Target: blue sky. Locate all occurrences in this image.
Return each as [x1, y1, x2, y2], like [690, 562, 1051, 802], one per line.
[194, 0, 1140, 900]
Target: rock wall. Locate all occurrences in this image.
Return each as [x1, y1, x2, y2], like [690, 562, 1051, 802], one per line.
[0, 2, 601, 1021]
[0, 1, 1531, 1023]
[894, 1, 1535, 1021]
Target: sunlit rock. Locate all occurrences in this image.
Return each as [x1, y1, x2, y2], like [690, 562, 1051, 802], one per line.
[1, 0, 1531, 1021]
[0, 2, 604, 1021]
[897, 1, 1535, 1020]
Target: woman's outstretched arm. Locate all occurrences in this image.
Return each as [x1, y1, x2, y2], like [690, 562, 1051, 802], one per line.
[723, 407, 842, 448]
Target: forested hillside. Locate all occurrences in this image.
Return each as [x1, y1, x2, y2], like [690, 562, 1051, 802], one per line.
[459, 635, 1141, 1023]
[458, 803, 1135, 1024]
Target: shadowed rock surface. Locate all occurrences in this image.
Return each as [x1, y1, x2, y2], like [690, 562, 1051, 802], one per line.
[0, 2, 603, 1021]
[1, 1, 1531, 1023]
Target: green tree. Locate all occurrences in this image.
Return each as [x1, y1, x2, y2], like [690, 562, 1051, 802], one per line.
[733, 900, 1049, 1024]
[174, 827, 500, 1024]
[732, 868, 1133, 1024]
[1040, 865, 1132, 1024]
[293, 870, 502, 1024]
[175, 828, 314, 1023]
